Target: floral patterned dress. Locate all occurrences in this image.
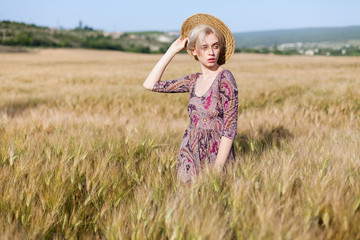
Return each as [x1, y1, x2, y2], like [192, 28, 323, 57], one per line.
[152, 69, 238, 183]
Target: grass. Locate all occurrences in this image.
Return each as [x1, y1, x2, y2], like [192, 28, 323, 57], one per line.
[0, 49, 359, 239]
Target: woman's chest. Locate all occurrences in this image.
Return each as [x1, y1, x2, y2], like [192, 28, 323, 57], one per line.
[188, 86, 222, 118]
[194, 78, 216, 97]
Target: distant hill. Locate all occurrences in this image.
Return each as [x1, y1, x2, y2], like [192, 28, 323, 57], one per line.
[233, 26, 360, 48]
[0, 20, 174, 53]
[1, 20, 360, 55]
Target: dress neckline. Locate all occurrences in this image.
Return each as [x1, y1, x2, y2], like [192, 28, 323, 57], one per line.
[194, 70, 225, 98]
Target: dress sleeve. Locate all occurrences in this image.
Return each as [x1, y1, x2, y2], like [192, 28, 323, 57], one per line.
[151, 74, 195, 93]
[219, 70, 238, 140]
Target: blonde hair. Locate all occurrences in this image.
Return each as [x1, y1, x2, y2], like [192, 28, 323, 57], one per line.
[187, 24, 226, 65]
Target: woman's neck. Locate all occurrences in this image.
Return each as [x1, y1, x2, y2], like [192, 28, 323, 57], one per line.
[200, 64, 223, 78]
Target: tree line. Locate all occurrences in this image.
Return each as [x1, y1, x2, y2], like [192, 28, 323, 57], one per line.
[1, 21, 360, 56]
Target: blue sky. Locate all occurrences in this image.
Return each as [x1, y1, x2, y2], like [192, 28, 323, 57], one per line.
[1, 0, 359, 33]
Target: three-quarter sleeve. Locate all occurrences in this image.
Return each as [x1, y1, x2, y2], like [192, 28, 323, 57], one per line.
[219, 70, 238, 140]
[151, 74, 195, 93]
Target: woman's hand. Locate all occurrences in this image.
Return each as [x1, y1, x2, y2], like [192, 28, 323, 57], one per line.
[213, 136, 234, 172]
[168, 37, 188, 54]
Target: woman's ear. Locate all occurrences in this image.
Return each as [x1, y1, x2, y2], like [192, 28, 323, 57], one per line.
[191, 47, 199, 60]
[192, 48, 197, 57]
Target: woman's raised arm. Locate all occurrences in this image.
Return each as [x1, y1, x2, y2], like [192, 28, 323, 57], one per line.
[143, 37, 188, 90]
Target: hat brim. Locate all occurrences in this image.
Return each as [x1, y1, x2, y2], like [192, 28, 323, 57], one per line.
[180, 13, 235, 65]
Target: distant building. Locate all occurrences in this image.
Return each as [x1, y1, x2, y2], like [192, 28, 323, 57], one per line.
[296, 42, 303, 48]
[166, 31, 180, 37]
[150, 45, 160, 51]
[103, 32, 124, 39]
[305, 49, 314, 56]
[157, 35, 172, 43]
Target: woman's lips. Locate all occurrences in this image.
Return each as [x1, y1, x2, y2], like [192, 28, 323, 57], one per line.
[207, 58, 215, 63]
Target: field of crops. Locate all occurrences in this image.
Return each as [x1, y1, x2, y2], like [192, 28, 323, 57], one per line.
[0, 49, 359, 239]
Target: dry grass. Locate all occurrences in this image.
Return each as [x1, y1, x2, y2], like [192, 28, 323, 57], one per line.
[0, 49, 359, 239]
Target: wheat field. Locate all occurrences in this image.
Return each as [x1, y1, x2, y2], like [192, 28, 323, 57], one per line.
[0, 48, 359, 239]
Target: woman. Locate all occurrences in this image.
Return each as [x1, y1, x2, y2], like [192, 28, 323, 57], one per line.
[143, 14, 238, 183]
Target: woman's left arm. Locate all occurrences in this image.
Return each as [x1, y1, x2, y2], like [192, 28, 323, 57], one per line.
[214, 137, 234, 171]
[214, 70, 239, 171]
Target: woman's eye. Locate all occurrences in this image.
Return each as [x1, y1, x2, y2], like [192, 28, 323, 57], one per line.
[214, 45, 219, 49]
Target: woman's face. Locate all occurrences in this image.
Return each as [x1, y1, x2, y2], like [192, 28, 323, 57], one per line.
[192, 33, 221, 69]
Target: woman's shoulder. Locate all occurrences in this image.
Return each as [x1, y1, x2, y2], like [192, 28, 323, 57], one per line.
[184, 72, 201, 79]
[220, 69, 236, 82]
[175, 72, 200, 85]
[185, 72, 201, 87]
[218, 69, 238, 96]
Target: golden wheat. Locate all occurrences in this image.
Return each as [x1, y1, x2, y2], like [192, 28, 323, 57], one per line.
[0, 49, 359, 239]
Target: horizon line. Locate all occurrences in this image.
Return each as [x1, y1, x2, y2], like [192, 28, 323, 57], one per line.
[1, 19, 359, 34]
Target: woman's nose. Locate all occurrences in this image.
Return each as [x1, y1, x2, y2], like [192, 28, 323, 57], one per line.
[208, 47, 215, 55]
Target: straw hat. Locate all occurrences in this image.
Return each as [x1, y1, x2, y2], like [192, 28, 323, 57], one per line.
[181, 13, 235, 65]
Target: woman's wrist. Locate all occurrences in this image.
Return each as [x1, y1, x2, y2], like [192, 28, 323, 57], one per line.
[165, 47, 179, 57]
[213, 159, 225, 172]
